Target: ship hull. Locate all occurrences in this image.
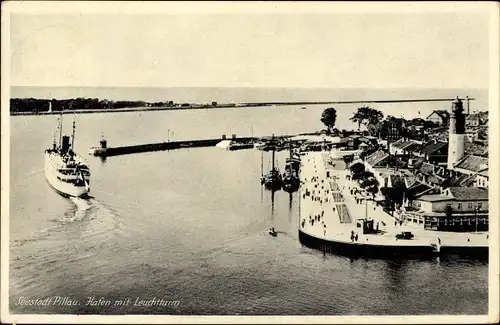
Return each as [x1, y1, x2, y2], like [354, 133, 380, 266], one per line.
[282, 178, 300, 193]
[44, 152, 90, 198]
[264, 181, 282, 191]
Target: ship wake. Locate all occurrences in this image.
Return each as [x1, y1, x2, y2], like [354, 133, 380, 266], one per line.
[11, 195, 124, 249]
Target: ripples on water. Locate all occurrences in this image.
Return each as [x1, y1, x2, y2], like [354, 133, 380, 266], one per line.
[9, 109, 488, 315]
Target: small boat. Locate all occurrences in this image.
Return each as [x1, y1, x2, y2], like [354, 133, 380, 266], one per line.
[269, 228, 278, 237]
[254, 141, 267, 150]
[263, 164, 282, 190]
[282, 146, 300, 193]
[301, 107, 307, 110]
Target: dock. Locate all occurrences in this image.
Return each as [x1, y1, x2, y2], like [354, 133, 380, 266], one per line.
[90, 137, 254, 157]
[298, 151, 489, 259]
[89, 134, 300, 157]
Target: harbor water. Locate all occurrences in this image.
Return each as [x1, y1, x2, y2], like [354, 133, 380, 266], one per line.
[9, 99, 488, 315]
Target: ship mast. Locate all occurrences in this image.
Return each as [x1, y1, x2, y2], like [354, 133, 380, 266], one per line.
[58, 113, 63, 150]
[261, 150, 263, 177]
[71, 119, 76, 149]
[271, 134, 275, 172]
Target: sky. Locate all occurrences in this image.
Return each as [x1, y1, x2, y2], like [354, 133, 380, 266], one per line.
[7, 3, 492, 89]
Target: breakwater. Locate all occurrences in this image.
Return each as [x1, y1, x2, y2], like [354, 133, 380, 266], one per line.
[90, 134, 304, 157]
[93, 137, 255, 157]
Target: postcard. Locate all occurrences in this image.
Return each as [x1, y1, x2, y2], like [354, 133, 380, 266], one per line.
[1, 1, 498, 324]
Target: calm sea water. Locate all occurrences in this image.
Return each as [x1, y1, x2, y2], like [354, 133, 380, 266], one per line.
[9, 89, 488, 315]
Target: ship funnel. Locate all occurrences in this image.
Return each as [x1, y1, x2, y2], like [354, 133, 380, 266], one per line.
[61, 135, 71, 153]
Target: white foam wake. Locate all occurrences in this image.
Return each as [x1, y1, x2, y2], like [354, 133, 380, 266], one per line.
[70, 196, 92, 220]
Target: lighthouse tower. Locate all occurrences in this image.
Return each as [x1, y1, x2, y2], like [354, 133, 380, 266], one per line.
[447, 97, 466, 170]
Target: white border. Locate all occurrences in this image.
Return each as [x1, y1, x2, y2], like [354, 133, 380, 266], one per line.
[1, 1, 499, 324]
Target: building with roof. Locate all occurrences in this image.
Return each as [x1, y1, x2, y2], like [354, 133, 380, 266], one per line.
[476, 169, 488, 188]
[364, 150, 390, 169]
[453, 155, 488, 176]
[464, 137, 488, 157]
[466, 111, 488, 128]
[412, 141, 448, 163]
[401, 187, 488, 232]
[389, 138, 420, 156]
[344, 135, 378, 151]
[426, 110, 449, 126]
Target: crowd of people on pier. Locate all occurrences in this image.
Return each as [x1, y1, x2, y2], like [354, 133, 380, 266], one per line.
[300, 154, 357, 238]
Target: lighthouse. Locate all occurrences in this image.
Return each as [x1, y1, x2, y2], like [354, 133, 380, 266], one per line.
[447, 97, 466, 170]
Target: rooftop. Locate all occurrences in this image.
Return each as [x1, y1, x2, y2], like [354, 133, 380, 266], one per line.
[478, 169, 488, 177]
[417, 141, 448, 156]
[426, 174, 446, 186]
[391, 140, 416, 150]
[426, 110, 450, 120]
[407, 182, 434, 197]
[464, 137, 488, 157]
[448, 173, 475, 187]
[454, 155, 488, 173]
[403, 142, 422, 153]
[418, 162, 435, 175]
[365, 150, 390, 167]
[447, 187, 489, 201]
[417, 194, 451, 202]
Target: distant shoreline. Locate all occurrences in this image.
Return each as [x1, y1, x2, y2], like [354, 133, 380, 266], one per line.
[10, 98, 474, 116]
[9, 103, 269, 116]
[11, 105, 226, 116]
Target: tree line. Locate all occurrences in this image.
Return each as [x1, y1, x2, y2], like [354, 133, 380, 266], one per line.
[10, 98, 177, 113]
[320, 106, 439, 141]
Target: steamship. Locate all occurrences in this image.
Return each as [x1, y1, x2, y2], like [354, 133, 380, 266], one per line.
[44, 116, 91, 197]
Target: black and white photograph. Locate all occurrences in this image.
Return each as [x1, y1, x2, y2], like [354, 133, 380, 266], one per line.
[1, 1, 499, 323]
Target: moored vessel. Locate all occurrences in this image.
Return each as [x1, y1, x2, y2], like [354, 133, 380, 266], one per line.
[261, 135, 282, 191]
[228, 142, 254, 150]
[282, 146, 300, 193]
[45, 116, 91, 198]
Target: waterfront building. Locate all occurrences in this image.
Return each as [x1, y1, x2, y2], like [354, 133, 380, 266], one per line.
[402, 187, 488, 232]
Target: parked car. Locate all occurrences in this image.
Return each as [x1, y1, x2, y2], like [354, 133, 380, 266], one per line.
[395, 232, 414, 240]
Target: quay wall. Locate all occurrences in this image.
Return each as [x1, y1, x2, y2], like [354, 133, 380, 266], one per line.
[298, 229, 488, 260]
[298, 229, 436, 259]
[298, 151, 489, 260]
